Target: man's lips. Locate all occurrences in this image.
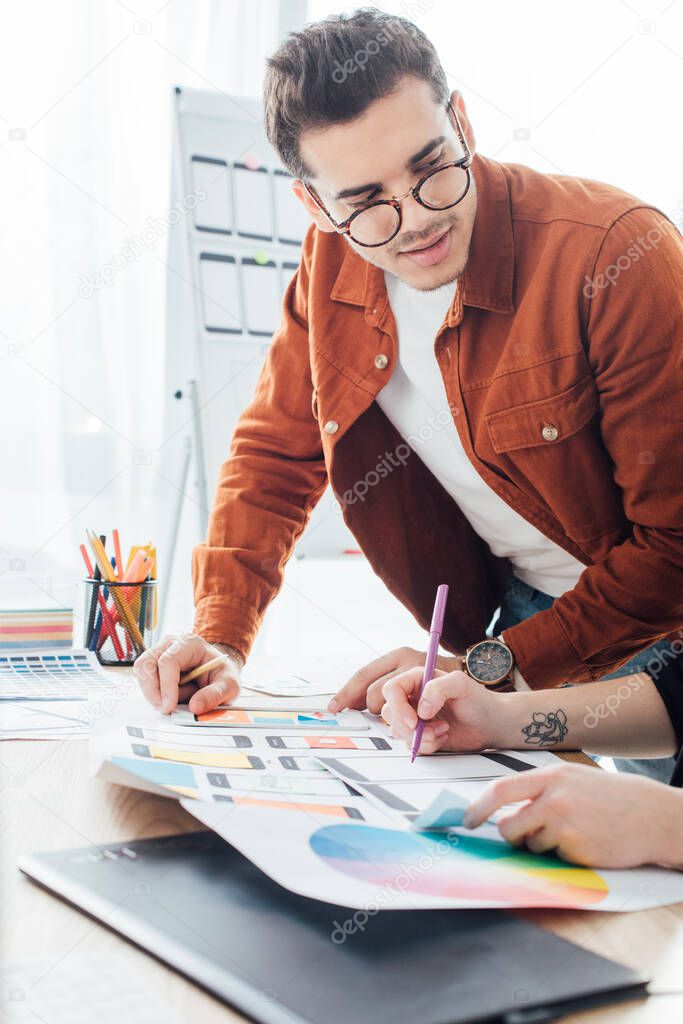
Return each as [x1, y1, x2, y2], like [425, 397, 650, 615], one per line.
[400, 229, 449, 254]
[398, 227, 453, 268]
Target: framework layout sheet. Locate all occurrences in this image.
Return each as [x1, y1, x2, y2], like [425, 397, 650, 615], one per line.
[91, 692, 683, 913]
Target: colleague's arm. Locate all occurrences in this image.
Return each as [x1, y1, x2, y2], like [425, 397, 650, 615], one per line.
[332, 208, 683, 710]
[136, 229, 328, 712]
[503, 208, 683, 689]
[192, 230, 327, 660]
[463, 762, 683, 869]
[382, 665, 683, 869]
[381, 668, 678, 758]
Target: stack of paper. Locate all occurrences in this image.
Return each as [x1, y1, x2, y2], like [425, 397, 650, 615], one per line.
[89, 688, 683, 913]
[0, 607, 73, 649]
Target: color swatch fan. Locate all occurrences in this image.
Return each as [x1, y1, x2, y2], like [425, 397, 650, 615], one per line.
[0, 648, 117, 701]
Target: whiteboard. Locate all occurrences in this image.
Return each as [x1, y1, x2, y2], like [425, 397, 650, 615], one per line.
[163, 86, 358, 558]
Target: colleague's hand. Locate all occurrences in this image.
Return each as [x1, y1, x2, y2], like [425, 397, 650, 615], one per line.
[464, 763, 683, 869]
[134, 633, 241, 715]
[380, 667, 499, 754]
[329, 647, 462, 714]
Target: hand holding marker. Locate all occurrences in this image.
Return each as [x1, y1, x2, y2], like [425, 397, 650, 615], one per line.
[411, 583, 449, 762]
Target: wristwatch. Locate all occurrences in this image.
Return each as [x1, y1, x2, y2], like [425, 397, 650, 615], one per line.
[462, 638, 515, 690]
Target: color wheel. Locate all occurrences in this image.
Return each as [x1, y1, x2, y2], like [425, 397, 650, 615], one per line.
[310, 824, 608, 908]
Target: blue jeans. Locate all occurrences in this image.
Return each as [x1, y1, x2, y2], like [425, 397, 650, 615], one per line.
[490, 573, 677, 783]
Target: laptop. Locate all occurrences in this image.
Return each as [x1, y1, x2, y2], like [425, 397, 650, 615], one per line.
[19, 830, 649, 1024]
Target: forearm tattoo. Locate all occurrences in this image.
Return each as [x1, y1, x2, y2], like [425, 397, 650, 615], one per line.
[521, 709, 568, 746]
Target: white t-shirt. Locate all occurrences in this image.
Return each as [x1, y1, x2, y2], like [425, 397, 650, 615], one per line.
[376, 271, 585, 598]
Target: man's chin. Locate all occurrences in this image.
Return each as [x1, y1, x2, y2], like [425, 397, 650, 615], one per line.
[387, 224, 469, 290]
[346, 224, 469, 289]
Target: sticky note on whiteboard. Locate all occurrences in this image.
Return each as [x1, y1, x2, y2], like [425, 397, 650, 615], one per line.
[191, 156, 231, 234]
[234, 162, 272, 240]
[242, 258, 280, 336]
[199, 253, 242, 333]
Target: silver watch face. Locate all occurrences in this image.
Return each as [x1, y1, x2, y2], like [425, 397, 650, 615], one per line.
[466, 640, 513, 684]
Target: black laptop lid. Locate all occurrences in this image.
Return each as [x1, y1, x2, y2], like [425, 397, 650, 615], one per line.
[20, 831, 648, 1024]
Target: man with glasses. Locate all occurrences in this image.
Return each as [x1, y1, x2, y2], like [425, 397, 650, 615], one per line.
[301, 99, 472, 253]
[136, 9, 683, 785]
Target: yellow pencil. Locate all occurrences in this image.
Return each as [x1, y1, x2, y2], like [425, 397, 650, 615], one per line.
[87, 530, 145, 656]
[179, 655, 227, 686]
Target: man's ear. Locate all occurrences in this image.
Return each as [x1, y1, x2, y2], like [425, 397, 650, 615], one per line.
[291, 179, 336, 233]
[449, 90, 476, 156]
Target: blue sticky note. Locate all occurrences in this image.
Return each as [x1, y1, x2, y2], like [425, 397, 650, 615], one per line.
[411, 789, 469, 830]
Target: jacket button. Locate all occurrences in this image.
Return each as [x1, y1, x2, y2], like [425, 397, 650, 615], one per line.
[324, 420, 339, 435]
[542, 423, 559, 442]
[374, 353, 389, 370]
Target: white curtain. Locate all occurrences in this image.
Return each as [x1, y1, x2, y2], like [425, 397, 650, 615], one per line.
[2, 0, 680, 644]
[308, 0, 683, 219]
[0, 0, 282, 622]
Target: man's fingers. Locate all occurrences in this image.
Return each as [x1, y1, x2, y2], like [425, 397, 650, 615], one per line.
[463, 769, 551, 828]
[381, 700, 404, 737]
[383, 667, 426, 701]
[381, 701, 448, 748]
[189, 671, 240, 713]
[177, 681, 201, 705]
[496, 801, 548, 847]
[133, 634, 241, 714]
[366, 671, 405, 714]
[382, 667, 427, 729]
[416, 671, 472, 720]
[157, 634, 217, 714]
[383, 666, 451, 731]
[329, 651, 402, 711]
[524, 825, 559, 855]
[416, 721, 450, 754]
[133, 635, 177, 708]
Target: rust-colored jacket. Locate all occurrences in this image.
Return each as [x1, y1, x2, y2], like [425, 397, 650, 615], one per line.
[192, 154, 683, 689]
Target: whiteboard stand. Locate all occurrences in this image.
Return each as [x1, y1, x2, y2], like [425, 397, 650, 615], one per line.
[158, 86, 360, 633]
[158, 380, 209, 633]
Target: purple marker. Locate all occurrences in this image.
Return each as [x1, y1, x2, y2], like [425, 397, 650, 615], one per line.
[411, 583, 449, 763]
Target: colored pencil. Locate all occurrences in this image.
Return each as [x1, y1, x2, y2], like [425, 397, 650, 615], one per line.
[112, 528, 124, 580]
[86, 530, 145, 656]
[79, 543, 124, 659]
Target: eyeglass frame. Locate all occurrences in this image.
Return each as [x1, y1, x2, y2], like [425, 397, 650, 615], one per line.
[302, 102, 473, 248]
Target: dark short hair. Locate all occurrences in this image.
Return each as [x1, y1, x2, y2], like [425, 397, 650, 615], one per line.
[264, 7, 450, 178]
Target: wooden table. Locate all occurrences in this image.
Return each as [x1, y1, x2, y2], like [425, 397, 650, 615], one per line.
[4, 695, 683, 1022]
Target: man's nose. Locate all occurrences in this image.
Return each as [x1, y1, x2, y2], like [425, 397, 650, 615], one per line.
[396, 196, 438, 242]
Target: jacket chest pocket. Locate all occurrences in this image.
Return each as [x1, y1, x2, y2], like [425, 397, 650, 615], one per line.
[484, 376, 623, 540]
[485, 375, 598, 453]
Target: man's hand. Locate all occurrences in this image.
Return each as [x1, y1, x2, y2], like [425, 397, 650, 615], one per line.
[463, 763, 683, 869]
[134, 634, 241, 715]
[328, 647, 461, 714]
[381, 667, 500, 754]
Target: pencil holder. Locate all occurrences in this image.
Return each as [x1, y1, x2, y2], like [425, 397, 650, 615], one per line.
[83, 577, 157, 666]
